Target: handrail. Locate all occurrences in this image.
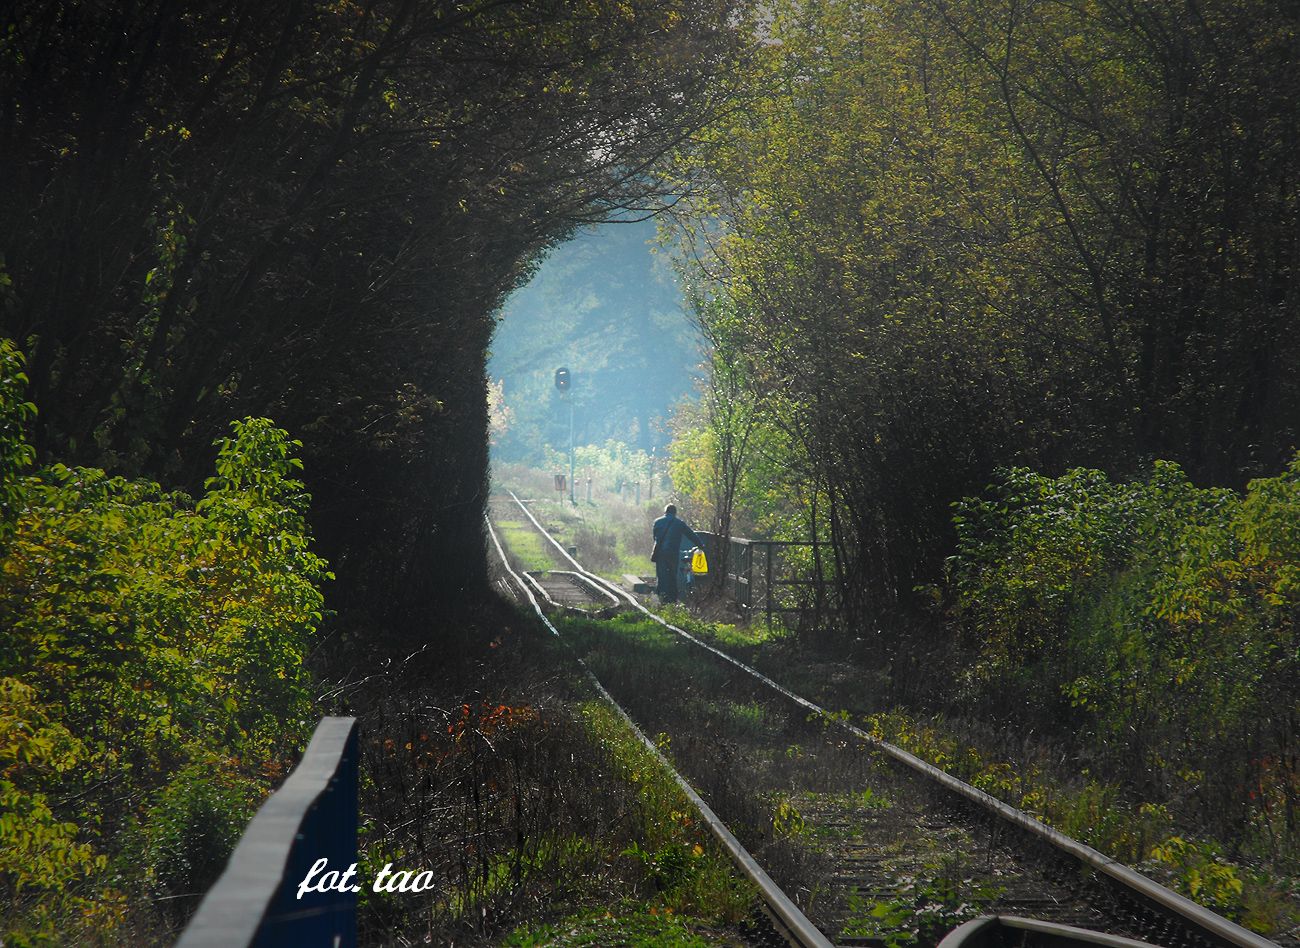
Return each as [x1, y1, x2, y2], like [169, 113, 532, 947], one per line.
[176, 716, 359, 948]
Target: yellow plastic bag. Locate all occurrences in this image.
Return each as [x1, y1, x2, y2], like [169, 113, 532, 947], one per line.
[691, 548, 708, 575]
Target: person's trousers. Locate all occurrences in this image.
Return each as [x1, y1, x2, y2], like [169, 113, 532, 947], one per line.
[655, 558, 678, 603]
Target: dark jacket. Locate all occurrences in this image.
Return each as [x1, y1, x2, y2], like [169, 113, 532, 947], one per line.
[652, 513, 701, 562]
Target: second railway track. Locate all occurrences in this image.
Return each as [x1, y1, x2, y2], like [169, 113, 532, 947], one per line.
[487, 489, 1286, 948]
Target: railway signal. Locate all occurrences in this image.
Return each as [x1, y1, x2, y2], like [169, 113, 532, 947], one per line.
[555, 366, 575, 503]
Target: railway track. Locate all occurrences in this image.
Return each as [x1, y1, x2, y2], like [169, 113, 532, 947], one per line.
[486, 490, 1286, 948]
[486, 497, 625, 613]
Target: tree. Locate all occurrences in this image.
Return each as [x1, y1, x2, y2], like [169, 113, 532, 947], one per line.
[0, 0, 741, 639]
[669, 0, 1300, 634]
[689, 296, 766, 584]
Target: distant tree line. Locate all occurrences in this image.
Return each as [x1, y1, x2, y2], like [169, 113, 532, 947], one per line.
[1, 0, 737, 640]
[488, 219, 701, 465]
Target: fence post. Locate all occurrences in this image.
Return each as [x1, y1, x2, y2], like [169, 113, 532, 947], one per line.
[744, 541, 753, 609]
[765, 542, 774, 627]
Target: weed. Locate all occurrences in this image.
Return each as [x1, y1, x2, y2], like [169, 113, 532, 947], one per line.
[855, 787, 891, 810]
[841, 858, 1000, 947]
[497, 520, 555, 572]
[504, 903, 729, 947]
[354, 623, 756, 945]
[1143, 834, 1300, 935]
[771, 793, 809, 840]
[708, 699, 767, 739]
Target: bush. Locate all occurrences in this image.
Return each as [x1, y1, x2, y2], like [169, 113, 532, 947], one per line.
[573, 523, 620, 571]
[0, 340, 330, 941]
[145, 760, 259, 921]
[947, 458, 1300, 866]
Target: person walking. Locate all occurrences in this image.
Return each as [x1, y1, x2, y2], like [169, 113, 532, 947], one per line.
[651, 504, 702, 604]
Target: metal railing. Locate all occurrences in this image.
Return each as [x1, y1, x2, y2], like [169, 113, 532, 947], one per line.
[694, 531, 835, 626]
[177, 716, 359, 948]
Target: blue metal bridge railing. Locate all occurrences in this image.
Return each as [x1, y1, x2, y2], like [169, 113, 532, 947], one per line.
[176, 716, 359, 948]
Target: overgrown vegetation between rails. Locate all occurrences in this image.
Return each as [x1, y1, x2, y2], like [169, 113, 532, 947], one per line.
[345, 614, 758, 945]
[860, 712, 1300, 937]
[492, 468, 664, 582]
[562, 603, 1300, 938]
[558, 612, 1036, 945]
[0, 341, 330, 944]
[560, 614, 876, 928]
[494, 517, 560, 575]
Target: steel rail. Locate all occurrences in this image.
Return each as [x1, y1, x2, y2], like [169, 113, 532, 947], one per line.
[548, 568, 623, 607]
[518, 569, 556, 606]
[486, 514, 834, 948]
[518, 568, 621, 612]
[501, 490, 1279, 948]
[938, 915, 1165, 948]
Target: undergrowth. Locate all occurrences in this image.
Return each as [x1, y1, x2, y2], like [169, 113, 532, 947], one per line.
[861, 711, 1300, 936]
[348, 613, 756, 945]
[0, 341, 329, 945]
[569, 604, 1300, 939]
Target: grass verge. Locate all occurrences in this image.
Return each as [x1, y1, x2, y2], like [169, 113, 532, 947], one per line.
[348, 607, 757, 945]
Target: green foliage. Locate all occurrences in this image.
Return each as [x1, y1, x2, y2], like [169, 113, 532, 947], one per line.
[666, 294, 777, 546]
[1144, 834, 1300, 933]
[580, 700, 755, 923]
[496, 519, 557, 574]
[668, 0, 1300, 633]
[947, 457, 1300, 890]
[504, 903, 722, 948]
[668, 351, 818, 547]
[144, 759, 259, 918]
[1149, 837, 1245, 915]
[842, 862, 997, 947]
[770, 793, 809, 840]
[549, 440, 655, 496]
[0, 340, 35, 539]
[948, 466, 1129, 669]
[842, 893, 916, 948]
[0, 679, 103, 895]
[0, 357, 329, 940]
[711, 700, 767, 740]
[621, 839, 697, 891]
[3, 419, 328, 769]
[865, 710, 1178, 862]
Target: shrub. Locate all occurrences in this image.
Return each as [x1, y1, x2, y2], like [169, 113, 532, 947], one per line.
[947, 458, 1300, 865]
[0, 339, 330, 940]
[145, 760, 259, 921]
